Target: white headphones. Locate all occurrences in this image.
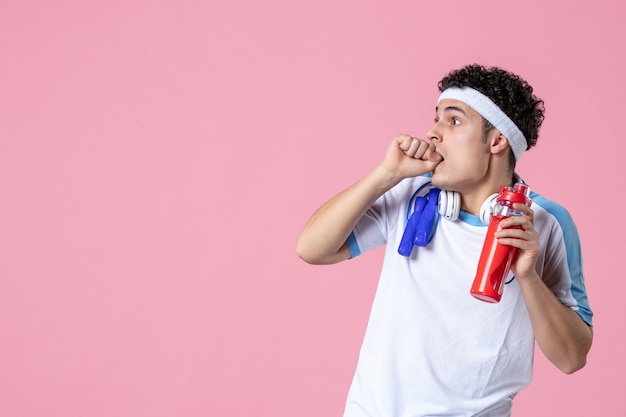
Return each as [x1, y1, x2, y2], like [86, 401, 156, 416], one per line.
[398, 183, 498, 256]
[410, 183, 498, 225]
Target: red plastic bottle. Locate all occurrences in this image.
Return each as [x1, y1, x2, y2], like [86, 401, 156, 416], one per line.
[470, 183, 532, 303]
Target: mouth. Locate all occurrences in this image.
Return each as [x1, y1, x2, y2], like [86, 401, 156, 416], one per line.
[433, 145, 444, 161]
[433, 154, 444, 171]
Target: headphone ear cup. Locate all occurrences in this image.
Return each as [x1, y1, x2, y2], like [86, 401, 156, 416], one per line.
[479, 193, 499, 225]
[438, 190, 460, 221]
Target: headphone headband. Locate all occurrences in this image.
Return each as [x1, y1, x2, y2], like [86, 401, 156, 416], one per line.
[399, 183, 498, 256]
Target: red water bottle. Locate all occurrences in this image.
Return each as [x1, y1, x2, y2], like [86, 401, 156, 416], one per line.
[470, 183, 532, 303]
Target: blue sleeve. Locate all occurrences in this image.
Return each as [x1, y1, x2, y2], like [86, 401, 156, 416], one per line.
[532, 193, 593, 326]
[347, 232, 362, 258]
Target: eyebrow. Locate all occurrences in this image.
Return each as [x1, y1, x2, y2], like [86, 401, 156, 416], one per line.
[435, 105, 468, 116]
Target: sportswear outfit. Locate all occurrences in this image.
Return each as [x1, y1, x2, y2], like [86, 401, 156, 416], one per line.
[343, 175, 593, 417]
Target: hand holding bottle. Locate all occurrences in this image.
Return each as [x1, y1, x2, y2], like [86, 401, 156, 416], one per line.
[470, 183, 533, 303]
[494, 201, 540, 283]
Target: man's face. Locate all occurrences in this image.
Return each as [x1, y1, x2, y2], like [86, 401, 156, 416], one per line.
[426, 99, 493, 192]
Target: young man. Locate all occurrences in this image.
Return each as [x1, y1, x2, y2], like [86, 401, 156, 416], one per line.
[296, 64, 593, 416]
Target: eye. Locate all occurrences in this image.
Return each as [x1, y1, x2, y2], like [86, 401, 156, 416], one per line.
[451, 117, 461, 126]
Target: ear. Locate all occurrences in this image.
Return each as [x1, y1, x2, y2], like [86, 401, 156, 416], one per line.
[489, 131, 511, 156]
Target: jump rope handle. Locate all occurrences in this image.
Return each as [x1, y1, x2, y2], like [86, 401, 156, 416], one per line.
[398, 188, 440, 257]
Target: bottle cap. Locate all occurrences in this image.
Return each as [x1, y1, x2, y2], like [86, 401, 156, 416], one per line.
[514, 183, 531, 197]
[497, 185, 529, 205]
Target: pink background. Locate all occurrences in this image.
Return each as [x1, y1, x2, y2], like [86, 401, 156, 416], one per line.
[1, 0, 624, 416]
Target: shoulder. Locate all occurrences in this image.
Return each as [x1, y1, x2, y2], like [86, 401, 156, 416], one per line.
[530, 192, 577, 230]
[530, 192, 582, 251]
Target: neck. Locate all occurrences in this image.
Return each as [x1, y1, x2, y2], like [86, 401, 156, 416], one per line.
[459, 170, 514, 217]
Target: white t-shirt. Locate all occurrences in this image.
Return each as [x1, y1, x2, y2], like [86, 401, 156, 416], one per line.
[344, 175, 592, 417]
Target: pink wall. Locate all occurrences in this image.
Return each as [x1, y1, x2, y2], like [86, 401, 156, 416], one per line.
[1, 0, 623, 415]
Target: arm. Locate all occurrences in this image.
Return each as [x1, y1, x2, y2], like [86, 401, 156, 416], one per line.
[516, 270, 592, 374]
[496, 204, 593, 374]
[296, 135, 442, 265]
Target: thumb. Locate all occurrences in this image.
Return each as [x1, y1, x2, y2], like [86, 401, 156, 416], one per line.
[423, 142, 443, 162]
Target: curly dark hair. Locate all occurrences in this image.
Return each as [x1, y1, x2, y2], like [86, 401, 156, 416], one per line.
[438, 64, 545, 166]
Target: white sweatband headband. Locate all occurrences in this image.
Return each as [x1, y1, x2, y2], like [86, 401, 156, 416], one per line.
[438, 87, 527, 161]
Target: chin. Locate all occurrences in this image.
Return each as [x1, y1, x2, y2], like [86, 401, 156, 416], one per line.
[431, 173, 461, 193]
[430, 171, 446, 189]
[431, 179, 449, 191]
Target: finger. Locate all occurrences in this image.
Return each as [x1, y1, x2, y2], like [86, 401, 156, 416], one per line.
[500, 212, 534, 228]
[496, 238, 539, 256]
[498, 234, 539, 252]
[502, 222, 532, 235]
[513, 203, 535, 222]
[496, 225, 539, 246]
[396, 134, 412, 151]
[413, 139, 430, 159]
[495, 228, 527, 239]
[513, 202, 532, 214]
[406, 138, 421, 156]
[423, 142, 443, 162]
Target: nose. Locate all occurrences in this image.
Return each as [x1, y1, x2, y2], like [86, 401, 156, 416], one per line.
[426, 122, 441, 143]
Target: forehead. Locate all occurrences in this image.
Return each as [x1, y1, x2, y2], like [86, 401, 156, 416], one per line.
[436, 99, 480, 118]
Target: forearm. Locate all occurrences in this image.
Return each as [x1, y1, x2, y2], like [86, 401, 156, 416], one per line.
[296, 164, 401, 264]
[518, 272, 593, 374]
[297, 135, 441, 265]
